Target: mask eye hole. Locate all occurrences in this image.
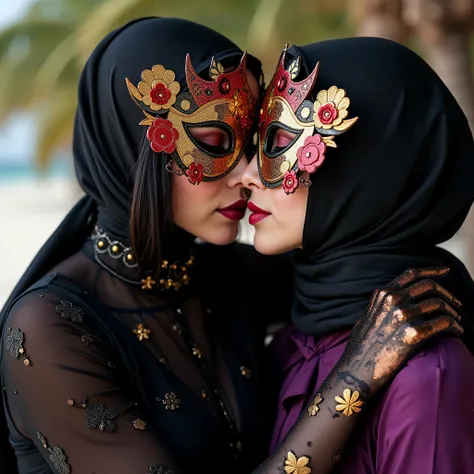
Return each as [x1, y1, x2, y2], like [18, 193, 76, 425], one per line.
[264, 123, 301, 158]
[185, 122, 234, 157]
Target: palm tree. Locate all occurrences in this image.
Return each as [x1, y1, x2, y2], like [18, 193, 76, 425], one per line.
[403, 0, 474, 275]
[351, 0, 474, 275]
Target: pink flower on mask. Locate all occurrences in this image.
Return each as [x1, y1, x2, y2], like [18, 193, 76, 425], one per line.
[282, 170, 299, 195]
[296, 134, 326, 173]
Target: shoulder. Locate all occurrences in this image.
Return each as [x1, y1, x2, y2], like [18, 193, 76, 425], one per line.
[2, 288, 89, 360]
[380, 336, 474, 417]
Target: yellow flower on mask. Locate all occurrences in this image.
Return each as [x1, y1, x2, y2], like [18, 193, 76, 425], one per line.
[313, 86, 350, 129]
[138, 65, 180, 111]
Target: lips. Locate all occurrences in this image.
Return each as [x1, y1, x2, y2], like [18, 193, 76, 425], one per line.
[247, 201, 271, 225]
[217, 199, 247, 221]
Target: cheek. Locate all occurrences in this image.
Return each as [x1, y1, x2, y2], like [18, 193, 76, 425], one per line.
[171, 175, 220, 229]
[254, 185, 307, 254]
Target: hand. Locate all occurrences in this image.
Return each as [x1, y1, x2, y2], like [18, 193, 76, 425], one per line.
[335, 267, 463, 397]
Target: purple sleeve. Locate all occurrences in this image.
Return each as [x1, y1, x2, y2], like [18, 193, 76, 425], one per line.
[376, 337, 474, 474]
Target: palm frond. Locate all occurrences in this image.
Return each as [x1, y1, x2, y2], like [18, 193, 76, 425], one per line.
[35, 86, 77, 171]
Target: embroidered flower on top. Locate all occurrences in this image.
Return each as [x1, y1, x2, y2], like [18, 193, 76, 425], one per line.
[334, 388, 363, 417]
[148, 462, 176, 474]
[307, 392, 323, 416]
[85, 403, 118, 432]
[6, 327, 31, 366]
[133, 323, 151, 341]
[55, 301, 85, 324]
[284, 450, 311, 474]
[158, 392, 181, 411]
[37, 431, 71, 474]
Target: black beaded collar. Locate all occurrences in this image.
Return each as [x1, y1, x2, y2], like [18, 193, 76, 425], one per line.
[89, 226, 194, 292]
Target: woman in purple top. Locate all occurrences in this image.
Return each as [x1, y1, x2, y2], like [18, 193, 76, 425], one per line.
[243, 37, 474, 473]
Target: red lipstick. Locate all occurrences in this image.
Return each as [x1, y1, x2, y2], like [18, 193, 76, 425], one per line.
[247, 201, 271, 225]
[217, 199, 247, 221]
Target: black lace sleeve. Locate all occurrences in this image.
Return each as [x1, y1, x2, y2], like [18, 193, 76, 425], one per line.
[2, 291, 179, 474]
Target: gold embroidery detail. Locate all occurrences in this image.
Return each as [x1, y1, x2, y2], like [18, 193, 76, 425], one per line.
[240, 366, 252, 378]
[192, 347, 203, 359]
[133, 324, 151, 341]
[6, 327, 31, 367]
[284, 451, 311, 474]
[141, 275, 156, 291]
[159, 392, 180, 411]
[209, 58, 225, 81]
[229, 90, 244, 117]
[334, 388, 363, 417]
[132, 418, 147, 430]
[307, 393, 323, 416]
[288, 57, 301, 80]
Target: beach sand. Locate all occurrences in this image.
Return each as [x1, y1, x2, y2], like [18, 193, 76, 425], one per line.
[0, 176, 466, 308]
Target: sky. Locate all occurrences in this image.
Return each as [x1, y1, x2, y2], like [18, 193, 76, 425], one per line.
[0, 0, 35, 163]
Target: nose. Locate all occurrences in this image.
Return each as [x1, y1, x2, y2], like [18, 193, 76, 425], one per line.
[225, 152, 250, 189]
[242, 153, 265, 190]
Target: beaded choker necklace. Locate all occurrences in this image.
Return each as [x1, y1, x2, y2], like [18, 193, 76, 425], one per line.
[90, 226, 194, 292]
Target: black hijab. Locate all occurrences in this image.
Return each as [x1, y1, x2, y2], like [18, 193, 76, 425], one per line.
[0, 18, 261, 470]
[1, 17, 261, 308]
[290, 37, 474, 352]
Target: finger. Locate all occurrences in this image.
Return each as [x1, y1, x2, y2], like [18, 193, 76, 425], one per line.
[404, 279, 462, 308]
[402, 315, 464, 346]
[410, 297, 461, 323]
[384, 266, 450, 291]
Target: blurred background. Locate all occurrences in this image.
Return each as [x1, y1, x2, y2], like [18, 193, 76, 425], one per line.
[1, 0, 474, 306]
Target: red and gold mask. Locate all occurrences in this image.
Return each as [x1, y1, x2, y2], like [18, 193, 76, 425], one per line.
[257, 47, 359, 194]
[126, 53, 257, 185]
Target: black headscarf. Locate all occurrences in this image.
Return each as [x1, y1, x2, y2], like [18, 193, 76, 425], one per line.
[0, 17, 262, 471]
[1, 17, 261, 308]
[290, 37, 474, 352]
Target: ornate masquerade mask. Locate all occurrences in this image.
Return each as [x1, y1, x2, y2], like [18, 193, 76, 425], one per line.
[126, 53, 257, 185]
[257, 46, 359, 194]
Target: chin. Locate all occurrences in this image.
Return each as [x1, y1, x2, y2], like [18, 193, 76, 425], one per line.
[253, 233, 290, 255]
[199, 224, 239, 246]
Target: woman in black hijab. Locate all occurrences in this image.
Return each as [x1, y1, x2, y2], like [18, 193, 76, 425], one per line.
[0, 19, 463, 474]
[244, 37, 474, 473]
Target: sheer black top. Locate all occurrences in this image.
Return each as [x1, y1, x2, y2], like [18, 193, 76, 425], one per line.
[1, 240, 292, 474]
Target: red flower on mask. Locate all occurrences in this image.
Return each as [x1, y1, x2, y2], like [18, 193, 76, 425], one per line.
[317, 103, 338, 126]
[186, 162, 204, 185]
[282, 170, 299, 195]
[147, 118, 179, 154]
[297, 134, 326, 173]
[150, 83, 172, 106]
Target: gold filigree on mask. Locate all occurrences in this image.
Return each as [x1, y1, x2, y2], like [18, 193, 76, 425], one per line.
[125, 53, 258, 184]
[257, 48, 359, 194]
